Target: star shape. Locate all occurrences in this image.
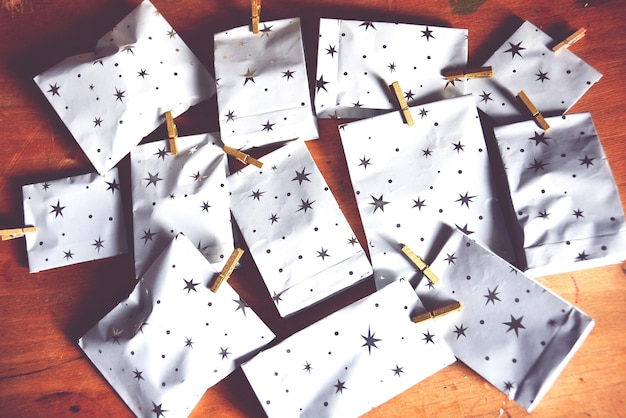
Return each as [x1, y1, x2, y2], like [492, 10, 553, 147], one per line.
[579, 155, 595, 168]
[292, 167, 312, 185]
[348, 236, 358, 246]
[225, 110, 236, 122]
[503, 41, 525, 58]
[445, 77, 462, 89]
[421, 26, 435, 41]
[218, 346, 231, 359]
[250, 189, 265, 200]
[50, 199, 65, 218]
[93, 57, 104, 66]
[141, 229, 157, 245]
[93, 116, 103, 127]
[296, 198, 315, 213]
[359, 21, 376, 31]
[358, 156, 372, 169]
[111, 327, 123, 344]
[133, 368, 144, 381]
[137, 68, 148, 78]
[272, 290, 284, 304]
[538, 209, 550, 219]
[151, 402, 168, 418]
[444, 253, 457, 264]
[121, 44, 135, 55]
[334, 379, 348, 393]
[572, 208, 584, 219]
[166, 29, 177, 38]
[269, 213, 279, 224]
[63, 250, 74, 260]
[42, 182, 51, 191]
[392, 365, 404, 377]
[479, 90, 493, 104]
[504, 381, 514, 392]
[260, 23, 273, 37]
[303, 361, 313, 373]
[154, 147, 169, 160]
[535, 69, 550, 83]
[422, 148, 433, 158]
[325, 44, 337, 57]
[316, 247, 330, 261]
[361, 327, 381, 354]
[418, 107, 429, 118]
[352, 101, 363, 108]
[455, 223, 475, 235]
[262, 120, 275, 132]
[183, 278, 199, 294]
[105, 179, 120, 194]
[484, 286, 501, 305]
[422, 330, 435, 344]
[453, 324, 468, 339]
[191, 171, 207, 182]
[234, 297, 249, 317]
[144, 172, 163, 187]
[369, 194, 389, 213]
[576, 251, 590, 262]
[404, 90, 415, 101]
[188, 145, 198, 155]
[184, 337, 194, 348]
[528, 158, 549, 173]
[529, 131, 549, 146]
[282, 69, 295, 80]
[502, 315, 526, 337]
[452, 141, 465, 153]
[243, 68, 256, 85]
[114, 87, 125, 102]
[388, 62, 396, 72]
[47, 83, 60, 96]
[316, 75, 329, 93]
[92, 237, 105, 253]
[412, 197, 427, 210]
[425, 279, 435, 289]
[455, 192, 476, 208]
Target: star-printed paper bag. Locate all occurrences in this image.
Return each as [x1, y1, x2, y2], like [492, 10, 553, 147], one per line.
[214, 18, 319, 150]
[22, 168, 127, 273]
[241, 279, 456, 418]
[227, 141, 372, 317]
[466, 20, 601, 125]
[130, 133, 234, 278]
[78, 234, 275, 418]
[34, 0, 215, 174]
[381, 221, 594, 412]
[493, 113, 626, 276]
[315, 18, 468, 119]
[339, 94, 514, 289]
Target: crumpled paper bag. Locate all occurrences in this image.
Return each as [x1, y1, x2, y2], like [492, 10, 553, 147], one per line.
[227, 140, 373, 317]
[130, 133, 234, 278]
[493, 113, 626, 276]
[315, 18, 468, 119]
[214, 18, 319, 150]
[241, 279, 456, 418]
[34, 0, 215, 174]
[467, 20, 601, 125]
[78, 234, 275, 418]
[22, 168, 127, 273]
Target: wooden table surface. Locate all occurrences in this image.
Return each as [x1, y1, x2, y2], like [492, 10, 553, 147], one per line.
[1, 0, 625, 416]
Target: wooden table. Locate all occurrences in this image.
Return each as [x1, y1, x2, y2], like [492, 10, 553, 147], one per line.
[1, 0, 625, 416]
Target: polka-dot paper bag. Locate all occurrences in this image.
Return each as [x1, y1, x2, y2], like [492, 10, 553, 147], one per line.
[339, 94, 514, 290]
[79, 234, 275, 418]
[494, 113, 626, 276]
[315, 18, 468, 119]
[467, 20, 601, 125]
[214, 18, 319, 151]
[34, 0, 215, 175]
[22, 168, 127, 273]
[227, 141, 373, 317]
[130, 133, 234, 279]
[241, 279, 456, 418]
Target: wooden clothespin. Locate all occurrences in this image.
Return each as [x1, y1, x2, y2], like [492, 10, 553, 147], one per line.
[223, 145, 263, 168]
[443, 66, 493, 81]
[389, 81, 414, 126]
[210, 248, 245, 292]
[516, 90, 550, 130]
[165, 111, 178, 155]
[1, 226, 37, 241]
[411, 301, 463, 323]
[401, 245, 439, 284]
[251, 0, 261, 34]
[552, 28, 586, 52]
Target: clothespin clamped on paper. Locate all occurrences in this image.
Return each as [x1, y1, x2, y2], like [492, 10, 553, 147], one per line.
[442, 66, 493, 82]
[165, 111, 178, 156]
[210, 248, 245, 292]
[552, 28, 586, 52]
[401, 244, 439, 285]
[1, 226, 37, 241]
[411, 301, 463, 323]
[389, 81, 414, 126]
[251, 0, 261, 34]
[516, 90, 550, 131]
[223, 145, 264, 168]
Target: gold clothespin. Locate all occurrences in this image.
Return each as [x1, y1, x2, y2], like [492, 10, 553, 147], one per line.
[165, 111, 178, 155]
[223, 145, 263, 168]
[516, 90, 550, 130]
[401, 245, 439, 284]
[411, 301, 463, 323]
[389, 81, 414, 126]
[443, 66, 493, 81]
[1, 226, 37, 241]
[251, 0, 261, 34]
[210, 248, 245, 292]
[552, 28, 586, 52]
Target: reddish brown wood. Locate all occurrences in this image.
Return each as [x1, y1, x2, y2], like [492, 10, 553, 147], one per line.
[1, 0, 625, 416]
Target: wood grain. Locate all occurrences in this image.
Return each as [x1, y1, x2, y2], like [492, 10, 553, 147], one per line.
[1, 0, 625, 416]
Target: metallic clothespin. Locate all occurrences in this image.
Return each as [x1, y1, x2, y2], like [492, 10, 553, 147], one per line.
[210, 248, 245, 292]
[552, 28, 586, 52]
[389, 81, 414, 126]
[401, 244, 439, 284]
[1, 226, 37, 241]
[411, 301, 463, 323]
[517, 90, 550, 130]
[251, 0, 261, 34]
[223, 145, 264, 168]
[443, 66, 493, 81]
[165, 111, 178, 155]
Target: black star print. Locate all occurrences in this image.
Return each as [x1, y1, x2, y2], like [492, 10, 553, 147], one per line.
[444, 253, 457, 264]
[92, 237, 105, 253]
[453, 324, 468, 339]
[272, 290, 284, 304]
[88, 84, 94, 90]
[425, 278, 435, 289]
[169, 194, 176, 200]
[452, 141, 465, 153]
[191, 171, 207, 182]
[250, 189, 265, 200]
[538, 209, 550, 219]
[455, 192, 476, 208]
[269, 213, 279, 224]
[504, 381, 514, 392]
[317, 247, 330, 261]
[392, 365, 404, 377]
[225, 110, 236, 122]
[154, 147, 169, 160]
[151, 402, 168, 418]
[422, 148, 433, 157]
[144, 172, 163, 187]
[334, 379, 347, 393]
[93, 57, 104, 66]
[358, 156, 372, 169]
[166, 29, 177, 38]
[326, 44, 337, 57]
[572, 209, 584, 219]
[234, 297, 249, 317]
[141, 229, 157, 245]
[183, 278, 199, 294]
[503, 41, 525, 58]
[445, 78, 462, 89]
[529, 131, 549, 146]
[418, 107, 429, 118]
[47, 83, 60, 96]
[479, 90, 493, 104]
[576, 251, 590, 262]
[243, 68, 256, 85]
[369, 194, 389, 213]
[484, 285, 501, 305]
[282, 69, 295, 80]
[292, 167, 312, 185]
[262, 120, 275, 132]
[137, 69, 148, 78]
[348, 236, 358, 246]
[421, 26, 435, 41]
[138, 322, 148, 334]
[106, 179, 120, 194]
[316, 75, 329, 93]
[111, 327, 123, 344]
[352, 101, 363, 108]
[42, 182, 51, 191]
[388, 62, 396, 72]
[63, 249, 74, 260]
[219, 347, 231, 359]
[359, 21, 376, 31]
[50, 199, 65, 218]
[114, 87, 125, 103]
[422, 330, 435, 344]
[303, 361, 312, 373]
[93, 117, 103, 127]
[402, 91, 414, 102]
[296, 198, 315, 213]
[122, 44, 135, 55]
[361, 327, 381, 354]
[133, 368, 144, 381]
[412, 197, 426, 210]
[503, 315, 526, 337]
[184, 337, 194, 348]
[535, 70, 550, 83]
[260, 23, 273, 37]
[528, 158, 549, 172]
[456, 223, 475, 235]
[579, 155, 595, 168]
[200, 201, 211, 212]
